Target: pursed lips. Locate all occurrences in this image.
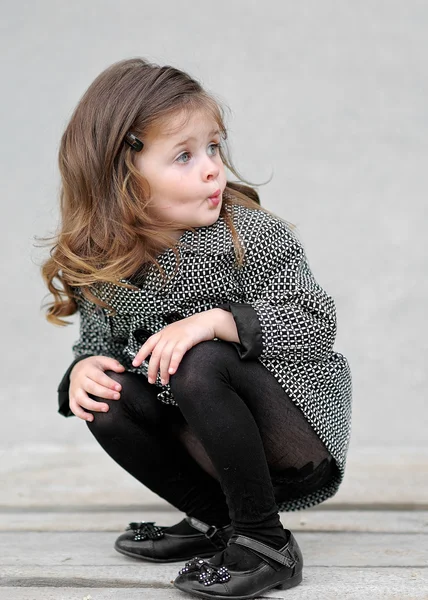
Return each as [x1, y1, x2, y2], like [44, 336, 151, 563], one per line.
[208, 189, 221, 199]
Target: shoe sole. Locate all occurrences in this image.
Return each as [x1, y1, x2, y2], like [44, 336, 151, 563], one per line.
[114, 543, 217, 563]
[174, 569, 302, 599]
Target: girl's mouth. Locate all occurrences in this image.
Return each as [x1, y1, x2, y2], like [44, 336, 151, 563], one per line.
[208, 189, 221, 206]
[208, 189, 221, 200]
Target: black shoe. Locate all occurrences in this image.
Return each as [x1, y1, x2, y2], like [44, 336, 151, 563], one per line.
[174, 530, 303, 599]
[114, 517, 233, 563]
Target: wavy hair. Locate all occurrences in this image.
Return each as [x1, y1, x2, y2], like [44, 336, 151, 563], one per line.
[39, 57, 280, 325]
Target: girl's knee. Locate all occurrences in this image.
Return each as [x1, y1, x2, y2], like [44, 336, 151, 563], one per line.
[104, 369, 169, 428]
[170, 340, 234, 396]
[87, 370, 157, 434]
[104, 369, 131, 388]
[86, 397, 122, 437]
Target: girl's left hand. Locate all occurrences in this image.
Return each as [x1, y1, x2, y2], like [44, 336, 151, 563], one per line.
[132, 311, 217, 386]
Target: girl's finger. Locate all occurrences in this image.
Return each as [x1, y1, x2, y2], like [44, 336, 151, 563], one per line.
[74, 389, 110, 412]
[69, 395, 96, 422]
[133, 337, 156, 367]
[167, 347, 186, 377]
[96, 357, 125, 373]
[147, 342, 167, 383]
[159, 344, 177, 385]
[92, 370, 123, 392]
[85, 375, 121, 400]
[70, 405, 93, 422]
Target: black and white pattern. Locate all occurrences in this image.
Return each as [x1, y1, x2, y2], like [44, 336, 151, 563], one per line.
[60, 203, 352, 511]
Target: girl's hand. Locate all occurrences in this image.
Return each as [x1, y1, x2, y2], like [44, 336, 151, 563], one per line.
[132, 312, 216, 386]
[69, 356, 126, 422]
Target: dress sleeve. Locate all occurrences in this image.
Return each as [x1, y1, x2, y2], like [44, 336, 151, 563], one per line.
[57, 291, 128, 417]
[216, 221, 337, 363]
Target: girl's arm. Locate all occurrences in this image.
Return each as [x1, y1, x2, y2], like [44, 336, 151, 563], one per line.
[210, 308, 240, 344]
[58, 354, 95, 417]
[216, 220, 337, 363]
[58, 293, 128, 417]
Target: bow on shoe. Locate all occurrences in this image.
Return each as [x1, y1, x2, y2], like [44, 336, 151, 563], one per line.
[126, 521, 164, 542]
[179, 557, 231, 586]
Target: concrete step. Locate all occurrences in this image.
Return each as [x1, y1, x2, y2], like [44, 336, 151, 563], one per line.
[1, 531, 426, 569]
[0, 509, 427, 533]
[1, 570, 426, 600]
[0, 570, 428, 600]
[1, 511, 426, 599]
[2, 444, 428, 509]
[0, 534, 426, 598]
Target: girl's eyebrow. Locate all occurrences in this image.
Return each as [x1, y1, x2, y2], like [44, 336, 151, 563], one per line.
[171, 129, 220, 151]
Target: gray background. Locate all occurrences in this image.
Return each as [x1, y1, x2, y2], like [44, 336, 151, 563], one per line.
[1, 0, 427, 454]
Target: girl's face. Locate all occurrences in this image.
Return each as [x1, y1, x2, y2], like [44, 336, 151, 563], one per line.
[134, 109, 227, 239]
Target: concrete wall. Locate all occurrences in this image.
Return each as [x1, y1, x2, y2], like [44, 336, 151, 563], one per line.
[2, 0, 427, 450]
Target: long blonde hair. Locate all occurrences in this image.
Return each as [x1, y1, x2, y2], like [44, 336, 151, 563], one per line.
[40, 57, 278, 326]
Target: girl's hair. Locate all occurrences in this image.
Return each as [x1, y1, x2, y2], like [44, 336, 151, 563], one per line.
[40, 57, 278, 326]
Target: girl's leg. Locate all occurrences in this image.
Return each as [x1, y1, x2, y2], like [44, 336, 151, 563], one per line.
[169, 340, 332, 553]
[86, 370, 230, 527]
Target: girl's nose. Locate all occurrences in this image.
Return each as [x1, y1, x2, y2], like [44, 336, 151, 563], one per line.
[202, 157, 220, 181]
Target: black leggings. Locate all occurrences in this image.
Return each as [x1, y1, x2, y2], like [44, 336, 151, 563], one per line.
[87, 340, 333, 543]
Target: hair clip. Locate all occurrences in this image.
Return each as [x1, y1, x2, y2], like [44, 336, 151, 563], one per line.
[124, 132, 144, 152]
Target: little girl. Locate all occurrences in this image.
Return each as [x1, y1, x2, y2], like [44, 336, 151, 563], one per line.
[42, 57, 352, 598]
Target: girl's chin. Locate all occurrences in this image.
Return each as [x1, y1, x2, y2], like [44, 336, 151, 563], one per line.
[192, 214, 221, 229]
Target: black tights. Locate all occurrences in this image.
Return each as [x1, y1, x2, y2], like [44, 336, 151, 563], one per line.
[87, 341, 332, 547]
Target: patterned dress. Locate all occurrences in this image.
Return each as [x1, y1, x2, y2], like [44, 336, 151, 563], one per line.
[58, 202, 352, 511]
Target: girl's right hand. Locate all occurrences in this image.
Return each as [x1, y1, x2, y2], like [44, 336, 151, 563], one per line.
[69, 356, 126, 422]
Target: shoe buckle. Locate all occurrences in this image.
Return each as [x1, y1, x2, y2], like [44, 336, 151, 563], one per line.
[205, 525, 218, 539]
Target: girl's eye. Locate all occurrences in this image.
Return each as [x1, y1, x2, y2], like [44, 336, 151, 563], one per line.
[176, 143, 222, 164]
[176, 152, 191, 164]
[208, 142, 222, 156]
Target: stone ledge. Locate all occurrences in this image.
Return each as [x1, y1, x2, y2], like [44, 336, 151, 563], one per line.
[0, 569, 427, 599]
[1, 531, 426, 567]
[1, 444, 427, 508]
[0, 510, 427, 533]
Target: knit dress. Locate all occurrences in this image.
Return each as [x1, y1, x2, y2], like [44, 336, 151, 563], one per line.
[58, 202, 353, 511]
